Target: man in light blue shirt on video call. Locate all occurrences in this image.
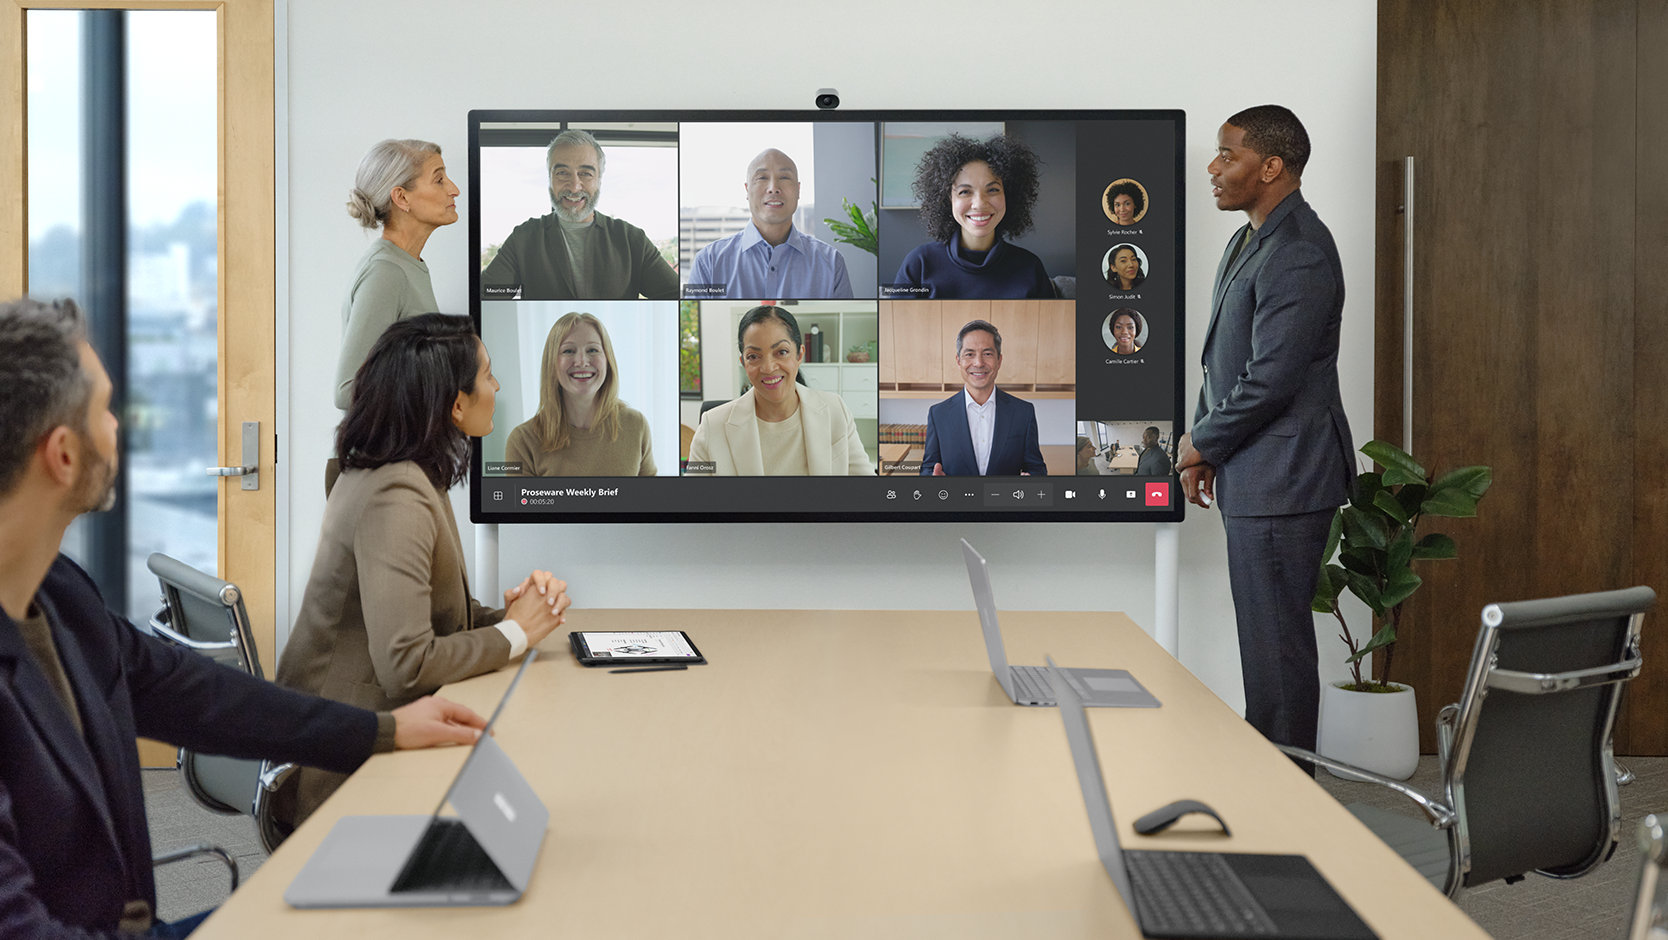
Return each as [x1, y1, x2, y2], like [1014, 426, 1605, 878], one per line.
[687, 148, 853, 299]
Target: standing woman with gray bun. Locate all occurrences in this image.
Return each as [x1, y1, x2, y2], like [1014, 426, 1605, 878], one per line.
[334, 138, 460, 409]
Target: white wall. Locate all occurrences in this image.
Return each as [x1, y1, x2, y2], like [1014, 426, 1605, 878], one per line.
[279, 0, 1377, 715]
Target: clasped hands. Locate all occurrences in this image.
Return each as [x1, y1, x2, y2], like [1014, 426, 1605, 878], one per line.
[386, 570, 570, 752]
[1175, 433, 1216, 509]
[504, 569, 571, 645]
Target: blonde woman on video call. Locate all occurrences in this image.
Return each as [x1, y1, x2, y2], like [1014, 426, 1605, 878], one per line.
[503, 312, 656, 476]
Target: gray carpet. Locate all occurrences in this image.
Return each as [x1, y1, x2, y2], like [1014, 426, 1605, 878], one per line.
[144, 758, 1668, 935]
[1315, 755, 1668, 939]
[143, 767, 267, 923]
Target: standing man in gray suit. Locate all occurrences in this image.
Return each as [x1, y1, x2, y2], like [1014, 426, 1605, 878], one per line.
[1175, 105, 1354, 755]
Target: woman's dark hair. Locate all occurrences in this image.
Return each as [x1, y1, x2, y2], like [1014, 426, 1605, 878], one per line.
[911, 134, 1041, 243]
[736, 304, 808, 386]
[337, 313, 481, 488]
[1108, 243, 1145, 289]
[1105, 180, 1145, 219]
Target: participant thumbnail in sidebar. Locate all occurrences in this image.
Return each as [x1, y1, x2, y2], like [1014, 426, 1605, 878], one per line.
[1101, 308, 1148, 356]
[480, 301, 680, 477]
[1101, 243, 1148, 291]
[1102, 178, 1148, 227]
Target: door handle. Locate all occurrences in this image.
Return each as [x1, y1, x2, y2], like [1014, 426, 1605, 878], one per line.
[206, 421, 260, 491]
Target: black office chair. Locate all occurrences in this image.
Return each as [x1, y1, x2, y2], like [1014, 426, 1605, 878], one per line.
[1631, 814, 1668, 940]
[146, 552, 297, 855]
[152, 843, 238, 891]
[699, 399, 729, 418]
[1283, 585, 1656, 898]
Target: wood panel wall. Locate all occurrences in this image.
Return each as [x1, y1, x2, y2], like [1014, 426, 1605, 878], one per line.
[1378, 0, 1663, 753]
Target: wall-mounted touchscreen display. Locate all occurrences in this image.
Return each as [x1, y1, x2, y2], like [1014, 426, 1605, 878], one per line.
[469, 109, 1184, 523]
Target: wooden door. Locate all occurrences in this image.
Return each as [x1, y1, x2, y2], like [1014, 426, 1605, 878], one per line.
[1377, 0, 1663, 752]
[1, 0, 276, 765]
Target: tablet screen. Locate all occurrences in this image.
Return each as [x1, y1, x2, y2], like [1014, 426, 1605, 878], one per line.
[573, 630, 703, 663]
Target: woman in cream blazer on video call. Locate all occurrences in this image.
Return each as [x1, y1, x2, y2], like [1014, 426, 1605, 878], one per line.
[687, 305, 873, 476]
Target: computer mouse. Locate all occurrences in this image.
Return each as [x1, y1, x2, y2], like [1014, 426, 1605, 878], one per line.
[1133, 798, 1231, 836]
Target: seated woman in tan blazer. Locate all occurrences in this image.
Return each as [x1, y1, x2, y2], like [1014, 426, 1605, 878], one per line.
[686, 305, 873, 475]
[502, 312, 655, 476]
[276, 313, 571, 827]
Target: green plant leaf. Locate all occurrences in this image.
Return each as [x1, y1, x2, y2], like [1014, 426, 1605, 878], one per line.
[1346, 621, 1399, 663]
[1350, 471, 1384, 510]
[1340, 505, 1389, 550]
[1318, 511, 1343, 565]
[1394, 483, 1427, 520]
[1343, 568, 1386, 614]
[1386, 527, 1415, 571]
[822, 194, 879, 256]
[1338, 547, 1382, 577]
[1311, 564, 1347, 611]
[1420, 466, 1492, 517]
[1363, 440, 1427, 486]
[1380, 566, 1422, 609]
[1437, 464, 1493, 498]
[1372, 489, 1412, 525]
[1412, 533, 1457, 560]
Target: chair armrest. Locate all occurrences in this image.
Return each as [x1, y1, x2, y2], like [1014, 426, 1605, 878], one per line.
[252, 761, 298, 855]
[257, 760, 296, 795]
[1435, 703, 1459, 768]
[152, 842, 238, 892]
[1278, 745, 1457, 829]
[1486, 657, 1642, 694]
[149, 606, 238, 656]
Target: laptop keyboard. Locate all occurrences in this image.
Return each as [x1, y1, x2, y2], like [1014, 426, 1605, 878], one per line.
[1124, 850, 1278, 937]
[391, 818, 512, 894]
[1011, 666, 1056, 704]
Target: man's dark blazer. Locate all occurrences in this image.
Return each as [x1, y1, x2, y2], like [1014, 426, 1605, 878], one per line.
[0, 556, 378, 936]
[920, 388, 1048, 476]
[1190, 191, 1353, 514]
[1135, 444, 1173, 476]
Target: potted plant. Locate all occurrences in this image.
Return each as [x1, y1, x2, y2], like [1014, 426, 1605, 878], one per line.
[1310, 439, 1492, 778]
[823, 180, 878, 256]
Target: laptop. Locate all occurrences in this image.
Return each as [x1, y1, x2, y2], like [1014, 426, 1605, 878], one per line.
[1043, 659, 1377, 939]
[961, 538, 1159, 708]
[285, 652, 550, 908]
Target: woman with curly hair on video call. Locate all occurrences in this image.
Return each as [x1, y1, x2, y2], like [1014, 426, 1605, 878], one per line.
[893, 134, 1053, 299]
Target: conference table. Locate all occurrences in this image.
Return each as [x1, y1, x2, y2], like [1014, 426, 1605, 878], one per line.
[195, 609, 1488, 938]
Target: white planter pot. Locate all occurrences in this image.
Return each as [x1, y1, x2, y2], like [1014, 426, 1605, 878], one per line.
[1316, 680, 1419, 781]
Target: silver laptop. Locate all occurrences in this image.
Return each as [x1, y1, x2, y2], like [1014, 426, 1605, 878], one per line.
[961, 538, 1159, 708]
[285, 652, 549, 908]
[1043, 659, 1376, 939]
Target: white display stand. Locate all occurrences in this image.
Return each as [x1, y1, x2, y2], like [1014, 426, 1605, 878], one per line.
[1153, 522, 1180, 656]
[475, 522, 499, 603]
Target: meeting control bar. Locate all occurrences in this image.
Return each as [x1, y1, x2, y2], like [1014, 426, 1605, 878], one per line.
[478, 476, 1176, 518]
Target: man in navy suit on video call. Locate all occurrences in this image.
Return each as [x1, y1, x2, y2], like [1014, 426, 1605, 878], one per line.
[920, 319, 1047, 476]
[1176, 105, 1354, 761]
